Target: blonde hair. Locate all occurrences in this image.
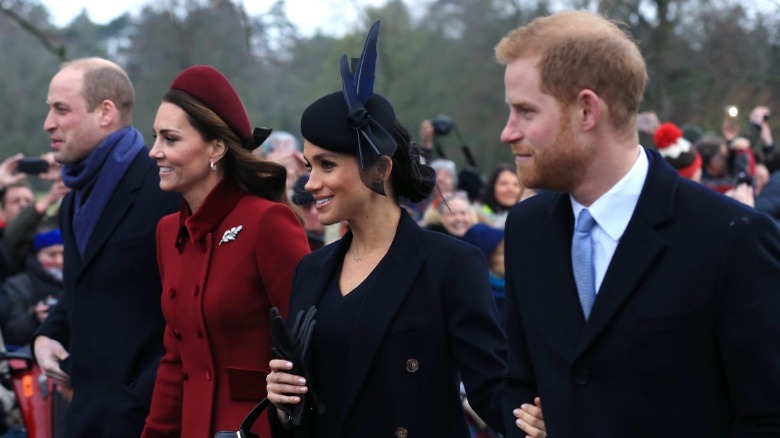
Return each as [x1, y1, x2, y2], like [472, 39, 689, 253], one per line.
[495, 10, 647, 133]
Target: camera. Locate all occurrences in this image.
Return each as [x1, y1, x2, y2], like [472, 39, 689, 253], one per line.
[17, 157, 49, 174]
[431, 114, 454, 136]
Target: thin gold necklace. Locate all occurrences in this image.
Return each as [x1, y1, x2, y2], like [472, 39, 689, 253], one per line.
[350, 244, 391, 262]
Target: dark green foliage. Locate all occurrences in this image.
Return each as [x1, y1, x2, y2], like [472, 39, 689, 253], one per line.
[1, 0, 780, 175]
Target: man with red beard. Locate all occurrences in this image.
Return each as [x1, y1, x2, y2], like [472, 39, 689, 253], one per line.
[496, 11, 780, 438]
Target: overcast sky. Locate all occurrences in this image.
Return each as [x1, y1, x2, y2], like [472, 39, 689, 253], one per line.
[38, 0, 392, 36]
[36, 0, 780, 37]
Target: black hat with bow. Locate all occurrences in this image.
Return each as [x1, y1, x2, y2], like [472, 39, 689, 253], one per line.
[300, 21, 397, 195]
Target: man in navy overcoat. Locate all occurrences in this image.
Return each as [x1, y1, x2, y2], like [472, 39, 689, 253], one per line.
[34, 57, 179, 437]
[496, 11, 780, 437]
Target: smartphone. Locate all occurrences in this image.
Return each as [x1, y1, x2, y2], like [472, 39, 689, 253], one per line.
[734, 171, 753, 187]
[17, 157, 49, 174]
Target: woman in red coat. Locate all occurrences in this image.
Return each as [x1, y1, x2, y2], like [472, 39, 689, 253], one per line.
[141, 65, 310, 437]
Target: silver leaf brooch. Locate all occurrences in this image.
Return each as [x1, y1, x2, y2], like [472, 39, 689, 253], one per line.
[219, 225, 243, 245]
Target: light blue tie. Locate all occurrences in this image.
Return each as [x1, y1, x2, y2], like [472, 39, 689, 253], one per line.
[572, 209, 597, 319]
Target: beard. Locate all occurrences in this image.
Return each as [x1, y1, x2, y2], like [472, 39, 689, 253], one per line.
[516, 117, 595, 193]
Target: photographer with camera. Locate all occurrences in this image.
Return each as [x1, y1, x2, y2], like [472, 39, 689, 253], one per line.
[3, 152, 69, 272]
[721, 136, 757, 206]
[746, 106, 776, 165]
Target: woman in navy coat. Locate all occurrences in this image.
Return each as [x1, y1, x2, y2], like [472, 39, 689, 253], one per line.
[141, 66, 309, 437]
[266, 22, 506, 438]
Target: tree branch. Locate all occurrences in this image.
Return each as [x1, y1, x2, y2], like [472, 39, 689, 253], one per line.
[0, 0, 67, 60]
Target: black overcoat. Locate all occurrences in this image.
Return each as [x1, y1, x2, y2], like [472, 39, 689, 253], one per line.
[35, 150, 179, 437]
[502, 148, 780, 437]
[272, 210, 507, 437]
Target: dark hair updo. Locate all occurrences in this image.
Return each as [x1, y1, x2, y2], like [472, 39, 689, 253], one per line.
[390, 120, 436, 203]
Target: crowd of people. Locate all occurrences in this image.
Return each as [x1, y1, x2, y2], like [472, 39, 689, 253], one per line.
[640, 105, 780, 223]
[0, 9, 776, 438]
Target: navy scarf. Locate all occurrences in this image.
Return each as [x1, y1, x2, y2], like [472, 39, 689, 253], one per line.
[62, 126, 146, 256]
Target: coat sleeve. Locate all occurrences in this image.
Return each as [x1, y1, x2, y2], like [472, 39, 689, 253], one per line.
[443, 242, 507, 433]
[32, 199, 71, 351]
[141, 221, 183, 438]
[254, 203, 310, 319]
[501, 216, 539, 438]
[32, 285, 70, 349]
[716, 211, 780, 435]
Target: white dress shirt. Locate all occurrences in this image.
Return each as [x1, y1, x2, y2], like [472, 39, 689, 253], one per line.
[571, 148, 649, 293]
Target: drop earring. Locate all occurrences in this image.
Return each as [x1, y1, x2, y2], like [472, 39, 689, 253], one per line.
[210, 161, 217, 171]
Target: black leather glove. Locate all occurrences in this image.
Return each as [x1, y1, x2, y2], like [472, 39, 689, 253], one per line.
[270, 306, 326, 425]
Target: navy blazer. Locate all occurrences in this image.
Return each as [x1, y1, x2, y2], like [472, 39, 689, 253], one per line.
[502, 148, 780, 437]
[36, 149, 179, 437]
[271, 210, 506, 437]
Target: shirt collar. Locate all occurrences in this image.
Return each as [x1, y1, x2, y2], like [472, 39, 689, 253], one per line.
[571, 147, 648, 240]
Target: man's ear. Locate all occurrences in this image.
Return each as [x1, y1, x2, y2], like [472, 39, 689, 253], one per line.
[576, 89, 602, 132]
[96, 99, 119, 127]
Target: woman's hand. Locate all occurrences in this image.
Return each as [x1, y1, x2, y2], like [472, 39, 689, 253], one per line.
[266, 359, 308, 422]
[514, 396, 546, 437]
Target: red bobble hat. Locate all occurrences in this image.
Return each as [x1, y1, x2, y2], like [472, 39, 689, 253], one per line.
[170, 65, 268, 149]
[653, 122, 702, 179]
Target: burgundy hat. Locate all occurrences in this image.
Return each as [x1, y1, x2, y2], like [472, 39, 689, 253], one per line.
[170, 65, 269, 149]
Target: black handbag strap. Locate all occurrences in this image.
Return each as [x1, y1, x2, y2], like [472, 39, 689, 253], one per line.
[213, 398, 270, 438]
[238, 397, 269, 436]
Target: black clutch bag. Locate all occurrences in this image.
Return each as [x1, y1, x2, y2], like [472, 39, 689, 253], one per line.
[269, 306, 326, 425]
[213, 397, 268, 438]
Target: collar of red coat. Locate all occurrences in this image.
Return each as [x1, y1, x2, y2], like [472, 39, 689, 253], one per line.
[175, 177, 244, 249]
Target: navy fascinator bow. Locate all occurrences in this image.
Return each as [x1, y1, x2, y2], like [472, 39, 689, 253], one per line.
[340, 21, 397, 195]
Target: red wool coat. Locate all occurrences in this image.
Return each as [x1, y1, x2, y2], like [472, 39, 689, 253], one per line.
[141, 179, 309, 437]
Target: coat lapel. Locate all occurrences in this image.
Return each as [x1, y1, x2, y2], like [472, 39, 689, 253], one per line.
[59, 190, 82, 271]
[294, 235, 350, 313]
[79, 154, 144, 275]
[575, 149, 676, 357]
[538, 193, 587, 343]
[338, 212, 424, 426]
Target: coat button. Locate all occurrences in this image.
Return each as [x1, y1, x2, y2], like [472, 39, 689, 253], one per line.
[574, 368, 589, 385]
[205, 370, 212, 381]
[394, 427, 408, 438]
[192, 285, 200, 297]
[173, 329, 181, 340]
[405, 359, 419, 373]
[197, 328, 204, 339]
[168, 287, 176, 299]
[182, 371, 189, 381]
